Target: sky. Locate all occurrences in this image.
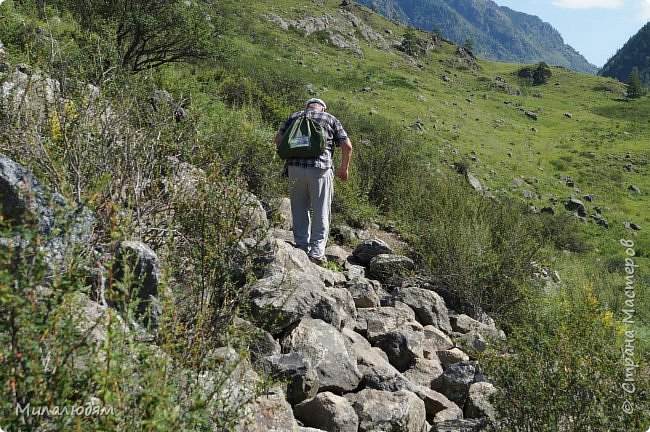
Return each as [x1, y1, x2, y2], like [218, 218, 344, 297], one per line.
[493, 0, 650, 67]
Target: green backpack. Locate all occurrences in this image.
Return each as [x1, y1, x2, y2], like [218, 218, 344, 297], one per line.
[276, 112, 327, 159]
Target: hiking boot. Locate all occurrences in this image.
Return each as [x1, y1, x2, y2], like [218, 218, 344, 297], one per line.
[308, 255, 327, 266]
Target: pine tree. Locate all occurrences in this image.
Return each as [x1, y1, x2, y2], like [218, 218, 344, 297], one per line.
[627, 67, 644, 98]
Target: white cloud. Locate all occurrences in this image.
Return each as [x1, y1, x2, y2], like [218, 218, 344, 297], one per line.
[640, 0, 650, 20]
[552, 0, 624, 8]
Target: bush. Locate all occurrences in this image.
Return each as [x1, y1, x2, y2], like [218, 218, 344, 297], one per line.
[482, 284, 650, 431]
[517, 62, 552, 86]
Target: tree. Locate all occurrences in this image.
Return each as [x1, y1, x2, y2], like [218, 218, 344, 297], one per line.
[401, 29, 423, 57]
[627, 67, 644, 98]
[532, 62, 552, 85]
[51, 0, 226, 73]
[463, 38, 475, 51]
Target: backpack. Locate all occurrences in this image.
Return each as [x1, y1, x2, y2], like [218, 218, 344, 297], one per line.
[276, 112, 327, 159]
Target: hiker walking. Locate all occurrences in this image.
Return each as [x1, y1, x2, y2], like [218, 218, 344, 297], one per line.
[274, 98, 353, 264]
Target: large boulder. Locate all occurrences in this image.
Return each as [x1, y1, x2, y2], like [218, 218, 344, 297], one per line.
[403, 358, 444, 388]
[293, 392, 359, 432]
[345, 389, 427, 432]
[232, 317, 281, 363]
[392, 287, 452, 332]
[437, 348, 470, 369]
[352, 239, 394, 265]
[282, 318, 362, 393]
[450, 314, 504, 341]
[236, 388, 301, 432]
[422, 325, 454, 359]
[258, 352, 319, 405]
[564, 198, 587, 217]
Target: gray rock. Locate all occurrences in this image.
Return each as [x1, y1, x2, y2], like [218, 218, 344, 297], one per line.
[356, 346, 414, 392]
[271, 197, 292, 230]
[540, 206, 555, 215]
[437, 348, 470, 368]
[524, 111, 538, 120]
[344, 261, 366, 280]
[240, 191, 269, 233]
[403, 357, 444, 388]
[432, 419, 486, 432]
[624, 221, 642, 231]
[312, 287, 357, 330]
[464, 381, 497, 421]
[332, 225, 359, 244]
[450, 314, 503, 341]
[392, 287, 452, 332]
[422, 326, 454, 360]
[564, 112, 573, 118]
[282, 318, 362, 393]
[413, 385, 463, 424]
[249, 270, 325, 333]
[522, 189, 533, 199]
[233, 317, 281, 362]
[236, 388, 300, 432]
[465, 172, 482, 191]
[564, 198, 586, 217]
[345, 277, 381, 308]
[111, 241, 163, 327]
[369, 254, 415, 282]
[355, 306, 420, 341]
[432, 362, 476, 407]
[628, 184, 641, 193]
[374, 328, 424, 372]
[352, 239, 394, 265]
[455, 330, 488, 354]
[325, 244, 349, 267]
[294, 392, 359, 432]
[258, 352, 319, 405]
[345, 389, 426, 432]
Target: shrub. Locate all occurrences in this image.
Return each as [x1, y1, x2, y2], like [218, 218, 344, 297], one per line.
[517, 62, 552, 86]
[482, 283, 650, 431]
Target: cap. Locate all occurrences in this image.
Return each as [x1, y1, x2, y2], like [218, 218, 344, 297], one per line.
[306, 98, 327, 109]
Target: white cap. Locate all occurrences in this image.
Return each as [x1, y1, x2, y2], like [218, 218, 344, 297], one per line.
[306, 98, 327, 109]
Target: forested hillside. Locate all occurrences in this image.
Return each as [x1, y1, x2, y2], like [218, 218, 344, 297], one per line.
[600, 21, 650, 87]
[355, 0, 598, 73]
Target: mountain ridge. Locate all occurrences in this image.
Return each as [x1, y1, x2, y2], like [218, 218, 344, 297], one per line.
[599, 21, 650, 87]
[355, 0, 598, 74]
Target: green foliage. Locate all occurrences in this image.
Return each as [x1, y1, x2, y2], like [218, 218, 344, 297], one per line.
[463, 38, 475, 51]
[483, 284, 650, 431]
[401, 29, 424, 57]
[627, 67, 645, 99]
[517, 62, 552, 85]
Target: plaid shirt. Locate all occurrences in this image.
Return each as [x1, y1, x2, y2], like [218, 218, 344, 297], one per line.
[278, 108, 349, 169]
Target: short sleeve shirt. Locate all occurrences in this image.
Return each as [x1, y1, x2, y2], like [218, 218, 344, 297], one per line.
[278, 109, 349, 169]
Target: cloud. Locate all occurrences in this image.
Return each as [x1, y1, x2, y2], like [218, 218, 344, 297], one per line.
[640, 0, 650, 20]
[552, 0, 624, 8]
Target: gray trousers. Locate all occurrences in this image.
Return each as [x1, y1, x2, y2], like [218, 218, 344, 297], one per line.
[287, 165, 333, 259]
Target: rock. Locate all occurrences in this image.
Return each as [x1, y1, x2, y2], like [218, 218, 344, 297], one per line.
[624, 221, 642, 231]
[232, 317, 281, 362]
[432, 287, 495, 327]
[344, 260, 366, 280]
[355, 346, 414, 392]
[258, 352, 319, 405]
[270, 197, 292, 230]
[403, 357, 444, 388]
[368, 254, 415, 281]
[236, 389, 300, 432]
[450, 314, 503, 341]
[413, 385, 463, 424]
[464, 381, 497, 421]
[437, 348, 470, 368]
[454, 331, 487, 354]
[564, 112, 573, 118]
[565, 178, 575, 187]
[282, 318, 362, 393]
[465, 172, 482, 191]
[352, 239, 394, 265]
[374, 328, 424, 372]
[325, 244, 349, 267]
[111, 241, 163, 327]
[432, 362, 476, 407]
[0, 154, 50, 228]
[355, 306, 420, 341]
[628, 184, 641, 193]
[392, 287, 452, 332]
[432, 418, 486, 432]
[312, 287, 357, 330]
[345, 277, 381, 308]
[332, 225, 358, 244]
[345, 389, 427, 432]
[293, 392, 359, 432]
[522, 189, 533, 199]
[149, 89, 187, 121]
[249, 270, 325, 333]
[540, 206, 555, 215]
[583, 194, 595, 202]
[524, 111, 538, 120]
[422, 325, 454, 359]
[241, 191, 269, 233]
[564, 198, 586, 217]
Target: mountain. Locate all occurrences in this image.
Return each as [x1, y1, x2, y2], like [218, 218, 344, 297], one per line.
[355, 0, 598, 74]
[599, 22, 650, 86]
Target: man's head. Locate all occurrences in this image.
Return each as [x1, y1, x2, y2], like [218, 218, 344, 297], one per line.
[306, 98, 327, 111]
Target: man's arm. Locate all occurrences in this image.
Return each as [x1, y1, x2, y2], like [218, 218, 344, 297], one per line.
[337, 138, 352, 181]
[274, 133, 282, 145]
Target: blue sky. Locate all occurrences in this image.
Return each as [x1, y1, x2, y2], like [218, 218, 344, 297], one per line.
[494, 0, 650, 67]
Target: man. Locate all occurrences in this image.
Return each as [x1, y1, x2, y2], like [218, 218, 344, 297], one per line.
[274, 98, 352, 264]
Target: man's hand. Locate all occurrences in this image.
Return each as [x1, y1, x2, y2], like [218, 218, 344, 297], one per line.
[337, 139, 352, 182]
[337, 167, 349, 181]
